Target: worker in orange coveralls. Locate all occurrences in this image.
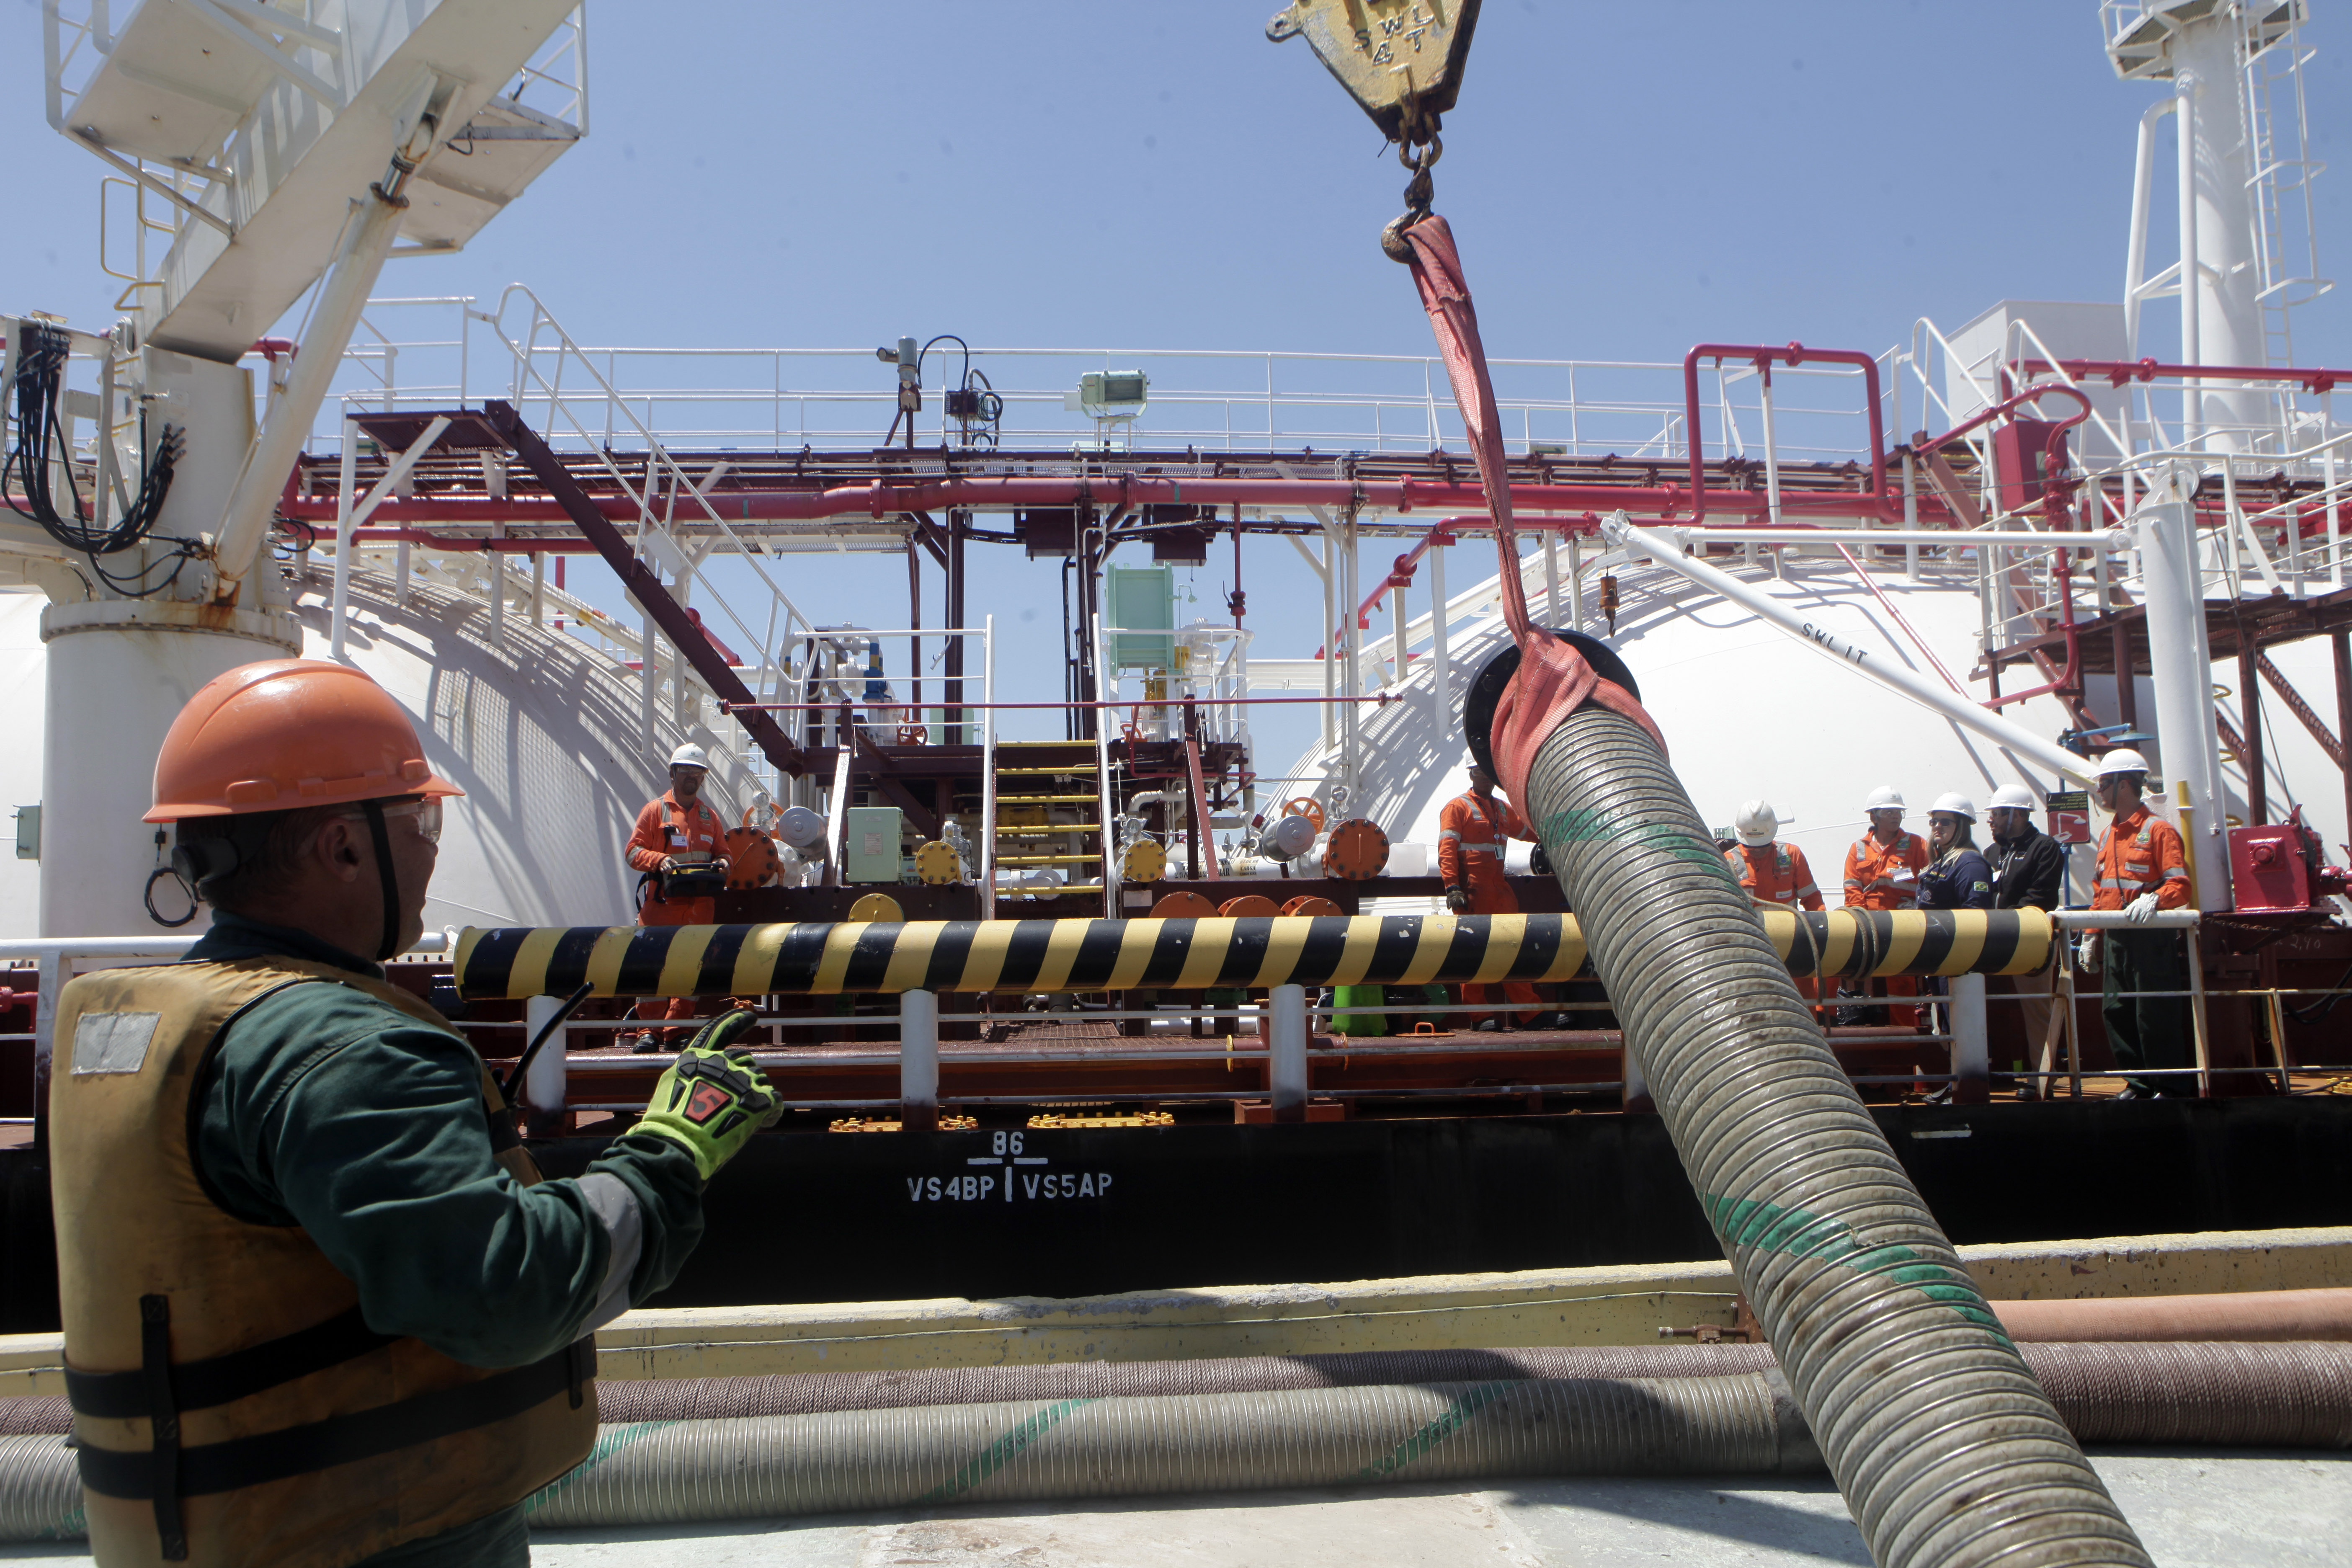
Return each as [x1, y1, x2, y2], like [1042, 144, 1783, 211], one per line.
[2081, 748, 2192, 1099]
[1843, 784, 1931, 1027]
[623, 742, 731, 1052]
[1725, 799, 1826, 1004]
[1439, 764, 1547, 1031]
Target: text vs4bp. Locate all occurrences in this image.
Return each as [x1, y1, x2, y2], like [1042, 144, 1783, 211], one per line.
[908, 1130, 1115, 1202]
[907, 1170, 1114, 1203]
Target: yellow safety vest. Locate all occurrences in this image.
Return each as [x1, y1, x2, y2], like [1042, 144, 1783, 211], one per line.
[49, 956, 597, 1568]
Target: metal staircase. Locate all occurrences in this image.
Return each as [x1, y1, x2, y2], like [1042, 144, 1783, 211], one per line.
[988, 742, 1111, 916]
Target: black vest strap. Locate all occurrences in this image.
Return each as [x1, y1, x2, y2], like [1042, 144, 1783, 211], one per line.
[138, 1295, 186, 1561]
[67, 1302, 400, 1421]
[75, 1338, 593, 1502]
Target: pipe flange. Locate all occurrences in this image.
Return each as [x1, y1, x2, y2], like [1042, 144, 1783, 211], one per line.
[1462, 629, 1639, 779]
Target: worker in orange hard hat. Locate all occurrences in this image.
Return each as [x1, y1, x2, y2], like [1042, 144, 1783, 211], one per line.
[623, 741, 735, 1052]
[1438, 763, 1550, 1031]
[48, 660, 776, 1568]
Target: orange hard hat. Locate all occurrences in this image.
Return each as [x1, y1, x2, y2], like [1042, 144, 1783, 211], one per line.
[147, 659, 462, 822]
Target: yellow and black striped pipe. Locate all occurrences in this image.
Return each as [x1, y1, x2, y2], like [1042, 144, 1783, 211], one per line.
[454, 910, 2050, 1000]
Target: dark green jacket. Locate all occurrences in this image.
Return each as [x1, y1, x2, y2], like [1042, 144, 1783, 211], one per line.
[186, 912, 704, 1369]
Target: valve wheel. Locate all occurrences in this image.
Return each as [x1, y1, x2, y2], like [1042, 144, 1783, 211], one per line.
[1281, 797, 1326, 833]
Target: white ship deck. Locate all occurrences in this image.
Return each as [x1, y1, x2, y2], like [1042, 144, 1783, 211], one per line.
[513, 1456, 2347, 1568]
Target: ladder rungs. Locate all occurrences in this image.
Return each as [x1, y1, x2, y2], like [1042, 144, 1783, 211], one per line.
[999, 885, 1104, 897]
[995, 825, 1096, 836]
[1000, 794, 1099, 804]
[997, 853, 1101, 865]
[997, 766, 1089, 776]
[998, 741, 1096, 750]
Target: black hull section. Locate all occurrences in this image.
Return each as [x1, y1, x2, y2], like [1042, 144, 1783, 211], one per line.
[7, 1098, 2350, 1331]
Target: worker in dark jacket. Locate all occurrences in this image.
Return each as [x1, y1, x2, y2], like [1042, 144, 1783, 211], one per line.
[1915, 792, 1994, 1097]
[1986, 784, 2066, 911]
[49, 660, 781, 1568]
[1984, 783, 2068, 1096]
[1917, 793, 1994, 910]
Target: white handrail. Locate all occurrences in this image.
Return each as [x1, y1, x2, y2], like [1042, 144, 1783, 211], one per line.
[979, 614, 997, 920]
[483, 286, 820, 663]
[1092, 610, 1115, 918]
[1607, 514, 2099, 787]
[0, 930, 454, 963]
[2001, 317, 2136, 459]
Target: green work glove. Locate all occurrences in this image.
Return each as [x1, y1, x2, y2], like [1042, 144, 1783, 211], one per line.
[627, 1010, 783, 1180]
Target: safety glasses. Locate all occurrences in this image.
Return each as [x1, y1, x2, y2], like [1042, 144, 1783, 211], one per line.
[341, 797, 443, 845]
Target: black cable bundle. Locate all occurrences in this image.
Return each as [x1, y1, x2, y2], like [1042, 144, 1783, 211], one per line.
[4, 320, 194, 595]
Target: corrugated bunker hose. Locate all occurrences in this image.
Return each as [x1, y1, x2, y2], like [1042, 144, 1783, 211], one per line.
[1383, 83, 2146, 1561]
[0, 1376, 1816, 1540]
[8, 1338, 2347, 1440]
[1509, 698, 2152, 1566]
[5, 1342, 2345, 1540]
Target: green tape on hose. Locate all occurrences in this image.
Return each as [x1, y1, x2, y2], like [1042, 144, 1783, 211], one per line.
[1354, 1381, 1516, 1480]
[1533, 807, 1739, 885]
[39, 1497, 83, 1542]
[1703, 1193, 2010, 1343]
[918, 1398, 1099, 1505]
[521, 1421, 679, 1515]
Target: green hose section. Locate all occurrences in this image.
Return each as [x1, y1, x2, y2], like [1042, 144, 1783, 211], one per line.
[916, 1397, 1097, 1505]
[516, 1375, 1805, 1527]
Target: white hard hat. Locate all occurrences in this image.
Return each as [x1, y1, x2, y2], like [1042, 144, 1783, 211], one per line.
[1863, 785, 1905, 814]
[1929, 792, 1977, 822]
[1987, 784, 2037, 811]
[1733, 799, 1779, 848]
[668, 742, 711, 771]
[2094, 747, 2152, 779]
[774, 804, 825, 848]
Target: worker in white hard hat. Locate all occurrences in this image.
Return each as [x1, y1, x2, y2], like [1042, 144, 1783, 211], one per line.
[624, 742, 734, 1051]
[1983, 783, 2068, 1096]
[1914, 794, 1994, 1101]
[1724, 799, 1826, 1006]
[2084, 748, 2190, 1099]
[1917, 794, 1993, 911]
[1725, 801, 1823, 911]
[1842, 785, 1931, 1026]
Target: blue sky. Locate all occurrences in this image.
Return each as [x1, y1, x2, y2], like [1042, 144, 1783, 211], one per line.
[7, 1, 2349, 766]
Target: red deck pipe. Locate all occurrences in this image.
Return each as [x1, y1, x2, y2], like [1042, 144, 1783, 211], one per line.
[285, 475, 1936, 531]
[2022, 356, 2347, 397]
[1682, 343, 1891, 526]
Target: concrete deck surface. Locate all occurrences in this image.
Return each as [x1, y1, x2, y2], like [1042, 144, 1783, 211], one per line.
[8, 1449, 2342, 1566]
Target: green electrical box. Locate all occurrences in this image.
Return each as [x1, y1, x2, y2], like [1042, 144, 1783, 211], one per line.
[843, 806, 905, 884]
[1105, 564, 1176, 671]
[1331, 984, 1388, 1037]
